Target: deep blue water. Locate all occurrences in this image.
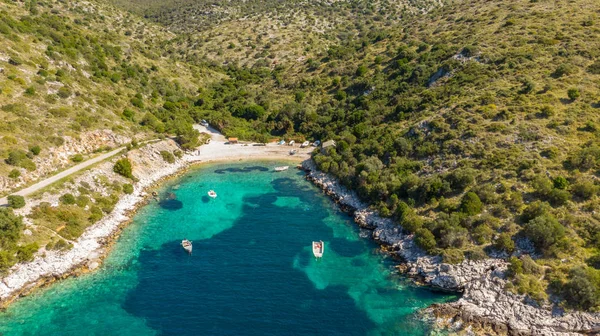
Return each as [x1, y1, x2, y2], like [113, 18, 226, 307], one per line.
[0, 162, 455, 335]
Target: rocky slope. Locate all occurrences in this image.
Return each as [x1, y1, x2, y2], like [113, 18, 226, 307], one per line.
[301, 160, 600, 335]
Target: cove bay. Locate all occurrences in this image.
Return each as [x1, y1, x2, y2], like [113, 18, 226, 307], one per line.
[0, 162, 455, 335]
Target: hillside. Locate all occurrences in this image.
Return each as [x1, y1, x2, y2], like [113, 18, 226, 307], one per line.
[0, 0, 216, 195]
[0, 0, 599, 323]
[131, 0, 600, 313]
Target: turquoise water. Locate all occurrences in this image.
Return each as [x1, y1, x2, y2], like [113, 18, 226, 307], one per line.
[0, 162, 456, 335]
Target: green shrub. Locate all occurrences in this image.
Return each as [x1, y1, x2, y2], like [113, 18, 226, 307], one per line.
[8, 169, 20, 179]
[160, 150, 175, 163]
[29, 145, 41, 155]
[441, 249, 465, 264]
[507, 256, 523, 277]
[567, 88, 580, 101]
[70, 154, 84, 162]
[16, 243, 38, 262]
[5, 150, 36, 171]
[460, 192, 483, 215]
[572, 180, 597, 199]
[59, 193, 76, 205]
[553, 176, 569, 190]
[472, 224, 494, 245]
[356, 65, 368, 76]
[521, 201, 551, 223]
[494, 233, 515, 253]
[76, 195, 90, 207]
[548, 188, 570, 206]
[122, 183, 134, 194]
[113, 158, 133, 178]
[523, 214, 566, 254]
[562, 267, 600, 311]
[7, 195, 25, 209]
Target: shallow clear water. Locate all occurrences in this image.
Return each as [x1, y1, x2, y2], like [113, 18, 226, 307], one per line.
[0, 162, 456, 335]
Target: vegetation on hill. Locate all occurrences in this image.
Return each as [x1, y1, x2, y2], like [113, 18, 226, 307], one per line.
[137, 0, 598, 311]
[0, 0, 599, 313]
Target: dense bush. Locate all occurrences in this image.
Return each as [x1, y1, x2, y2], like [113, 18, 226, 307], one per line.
[522, 214, 566, 254]
[113, 158, 133, 178]
[8, 169, 20, 179]
[7, 195, 25, 209]
[122, 183, 134, 194]
[460, 192, 483, 216]
[414, 228, 436, 253]
[562, 267, 600, 310]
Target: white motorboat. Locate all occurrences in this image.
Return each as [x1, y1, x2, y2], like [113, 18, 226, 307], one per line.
[274, 166, 289, 172]
[181, 239, 193, 254]
[312, 240, 324, 258]
[301, 141, 310, 148]
[208, 190, 217, 198]
[289, 149, 297, 155]
[288, 140, 295, 146]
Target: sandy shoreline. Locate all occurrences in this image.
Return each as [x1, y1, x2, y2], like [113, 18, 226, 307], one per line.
[0, 128, 312, 307]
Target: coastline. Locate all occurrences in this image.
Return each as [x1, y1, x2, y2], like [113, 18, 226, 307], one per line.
[301, 160, 600, 336]
[1, 131, 597, 335]
[0, 132, 311, 308]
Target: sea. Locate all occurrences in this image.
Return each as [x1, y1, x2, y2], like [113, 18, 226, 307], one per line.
[0, 161, 455, 335]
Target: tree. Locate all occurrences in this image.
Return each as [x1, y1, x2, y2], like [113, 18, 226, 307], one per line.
[523, 214, 565, 253]
[113, 158, 133, 178]
[553, 176, 569, 190]
[0, 208, 23, 248]
[7, 195, 25, 209]
[234, 104, 266, 120]
[562, 267, 600, 311]
[414, 228, 436, 253]
[356, 65, 368, 76]
[567, 88, 580, 101]
[460, 192, 483, 215]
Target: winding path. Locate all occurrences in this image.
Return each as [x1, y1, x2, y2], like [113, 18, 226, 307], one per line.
[0, 146, 127, 207]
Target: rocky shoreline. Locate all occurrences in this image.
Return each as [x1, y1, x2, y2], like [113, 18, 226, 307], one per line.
[301, 160, 599, 336]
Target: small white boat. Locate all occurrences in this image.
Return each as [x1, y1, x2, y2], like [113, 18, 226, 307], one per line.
[288, 140, 295, 146]
[208, 190, 217, 198]
[301, 141, 310, 148]
[274, 166, 289, 172]
[277, 140, 286, 145]
[181, 239, 192, 254]
[312, 240, 324, 258]
[289, 149, 297, 155]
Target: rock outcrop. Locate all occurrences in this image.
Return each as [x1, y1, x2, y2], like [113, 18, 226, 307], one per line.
[302, 160, 600, 335]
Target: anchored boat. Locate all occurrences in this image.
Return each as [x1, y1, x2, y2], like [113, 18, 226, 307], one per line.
[312, 240, 324, 258]
[208, 190, 217, 198]
[274, 166, 289, 172]
[181, 239, 193, 254]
